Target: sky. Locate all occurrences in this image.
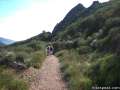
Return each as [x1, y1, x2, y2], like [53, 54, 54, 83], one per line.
[0, 0, 109, 41]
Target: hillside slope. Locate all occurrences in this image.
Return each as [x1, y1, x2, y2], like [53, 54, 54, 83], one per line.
[52, 0, 120, 52]
[52, 0, 120, 90]
[52, 1, 107, 40]
[0, 32, 50, 90]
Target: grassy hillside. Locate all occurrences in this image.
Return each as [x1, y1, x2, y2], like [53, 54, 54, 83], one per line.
[52, 0, 120, 90]
[0, 31, 51, 90]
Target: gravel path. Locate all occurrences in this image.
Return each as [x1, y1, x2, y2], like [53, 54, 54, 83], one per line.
[25, 55, 67, 90]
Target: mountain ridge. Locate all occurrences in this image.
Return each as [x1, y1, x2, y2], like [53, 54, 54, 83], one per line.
[52, 1, 104, 39]
[52, 3, 85, 37]
[0, 37, 15, 45]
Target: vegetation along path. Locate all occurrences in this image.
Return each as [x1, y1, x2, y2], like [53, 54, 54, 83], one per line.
[27, 55, 67, 90]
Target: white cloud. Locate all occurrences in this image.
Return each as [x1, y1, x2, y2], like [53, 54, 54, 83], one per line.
[0, 0, 109, 41]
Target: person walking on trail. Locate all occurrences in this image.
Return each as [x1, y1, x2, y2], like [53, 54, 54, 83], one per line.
[46, 45, 54, 56]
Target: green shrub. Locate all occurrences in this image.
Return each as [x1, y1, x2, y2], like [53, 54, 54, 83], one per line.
[0, 71, 28, 90]
[27, 43, 42, 51]
[89, 54, 120, 86]
[28, 51, 45, 69]
[97, 27, 120, 52]
[55, 50, 68, 57]
[15, 51, 29, 63]
[9, 79, 28, 90]
[77, 46, 92, 54]
[69, 76, 92, 90]
[58, 50, 91, 90]
[4, 52, 16, 61]
[14, 46, 33, 53]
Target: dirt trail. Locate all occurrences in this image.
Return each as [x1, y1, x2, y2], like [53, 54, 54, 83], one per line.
[23, 55, 67, 90]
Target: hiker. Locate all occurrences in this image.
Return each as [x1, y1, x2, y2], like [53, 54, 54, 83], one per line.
[46, 45, 54, 56]
[50, 45, 54, 55]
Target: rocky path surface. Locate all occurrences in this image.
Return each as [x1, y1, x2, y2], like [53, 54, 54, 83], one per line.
[23, 55, 67, 90]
